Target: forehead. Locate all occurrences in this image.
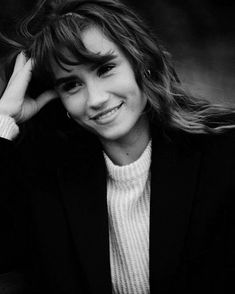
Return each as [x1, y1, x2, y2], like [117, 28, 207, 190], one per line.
[51, 26, 121, 77]
[81, 26, 118, 54]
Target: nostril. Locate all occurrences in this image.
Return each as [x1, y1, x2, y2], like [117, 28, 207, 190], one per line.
[87, 92, 109, 110]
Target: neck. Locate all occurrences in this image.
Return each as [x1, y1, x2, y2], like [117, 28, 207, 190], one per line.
[101, 117, 150, 166]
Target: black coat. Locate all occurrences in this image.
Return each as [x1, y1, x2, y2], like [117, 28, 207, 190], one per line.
[0, 114, 234, 293]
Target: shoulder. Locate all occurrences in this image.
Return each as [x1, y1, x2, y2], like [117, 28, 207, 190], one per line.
[163, 127, 235, 155]
[152, 125, 235, 176]
[175, 129, 235, 188]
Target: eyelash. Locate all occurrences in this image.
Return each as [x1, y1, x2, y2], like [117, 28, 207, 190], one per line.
[58, 63, 116, 94]
[97, 63, 115, 77]
[60, 80, 82, 94]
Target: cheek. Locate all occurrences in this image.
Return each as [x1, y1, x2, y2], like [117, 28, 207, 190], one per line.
[118, 76, 140, 98]
[121, 71, 142, 102]
[128, 84, 146, 110]
[61, 96, 86, 119]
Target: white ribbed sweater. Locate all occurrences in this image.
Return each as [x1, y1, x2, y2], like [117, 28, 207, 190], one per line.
[0, 115, 19, 140]
[104, 141, 151, 294]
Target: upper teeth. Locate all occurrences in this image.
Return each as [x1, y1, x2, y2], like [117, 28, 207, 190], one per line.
[96, 104, 121, 120]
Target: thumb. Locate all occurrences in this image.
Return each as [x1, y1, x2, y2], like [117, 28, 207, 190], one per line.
[35, 90, 58, 111]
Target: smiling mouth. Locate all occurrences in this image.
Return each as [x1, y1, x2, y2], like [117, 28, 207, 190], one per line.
[91, 102, 124, 121]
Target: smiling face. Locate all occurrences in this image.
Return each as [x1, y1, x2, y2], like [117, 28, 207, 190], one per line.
[52, 26, 149, 145]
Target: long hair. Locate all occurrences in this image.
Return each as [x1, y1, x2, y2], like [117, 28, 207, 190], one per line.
[1, 0, 235, 134]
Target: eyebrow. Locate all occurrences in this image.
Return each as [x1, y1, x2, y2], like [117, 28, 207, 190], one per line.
[88, 53, 117, 71]
[53, 52, 118, 88]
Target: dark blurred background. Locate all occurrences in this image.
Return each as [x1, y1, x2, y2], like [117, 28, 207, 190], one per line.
[0, 0, 235, 104]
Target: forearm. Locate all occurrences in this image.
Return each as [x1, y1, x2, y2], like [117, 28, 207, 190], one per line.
[0, 114, 20, 205]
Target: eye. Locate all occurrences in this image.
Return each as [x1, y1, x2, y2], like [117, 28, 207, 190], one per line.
[97, 63, 115, 77]
[59, 80, 83, 94]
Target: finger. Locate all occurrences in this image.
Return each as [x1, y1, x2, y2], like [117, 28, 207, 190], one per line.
[7, 52, 27, 85]
[5, 58, 33, 100]
[35, 90, 58, 111]
[14, 52, 27, 71]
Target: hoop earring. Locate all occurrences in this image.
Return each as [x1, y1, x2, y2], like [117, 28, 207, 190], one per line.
[144, 69, 151, 79]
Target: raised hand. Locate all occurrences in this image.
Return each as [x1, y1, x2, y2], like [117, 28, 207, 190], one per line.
[0, 52, 57, 123]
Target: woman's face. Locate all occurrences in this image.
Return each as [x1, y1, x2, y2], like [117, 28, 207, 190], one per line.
[52, 26, 148, 144]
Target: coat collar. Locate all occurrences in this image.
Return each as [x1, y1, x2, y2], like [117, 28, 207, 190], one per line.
[58, 127, 201, 293]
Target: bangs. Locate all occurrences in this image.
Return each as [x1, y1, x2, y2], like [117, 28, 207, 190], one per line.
[30, 15, 112, 81]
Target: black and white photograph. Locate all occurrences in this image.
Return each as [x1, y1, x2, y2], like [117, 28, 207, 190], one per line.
[0, 0, 234, 293]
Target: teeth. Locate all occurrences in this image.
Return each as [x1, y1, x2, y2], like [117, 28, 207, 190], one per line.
[96, 104, 121, 120]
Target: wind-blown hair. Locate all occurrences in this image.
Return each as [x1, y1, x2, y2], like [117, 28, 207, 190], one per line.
[1, 0, 235, 133]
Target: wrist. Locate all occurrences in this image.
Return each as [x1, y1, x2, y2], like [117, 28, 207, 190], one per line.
[0, 114, 19, 140]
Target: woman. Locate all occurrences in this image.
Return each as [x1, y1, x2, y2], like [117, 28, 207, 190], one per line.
[0, 0, 234, 293]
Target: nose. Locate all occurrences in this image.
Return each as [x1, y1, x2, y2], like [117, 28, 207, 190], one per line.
[86, 81, 109, 110]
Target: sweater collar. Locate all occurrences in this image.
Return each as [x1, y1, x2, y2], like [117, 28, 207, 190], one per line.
[103, 140, 152, 182]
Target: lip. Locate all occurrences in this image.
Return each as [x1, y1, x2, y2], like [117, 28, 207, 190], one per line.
[90, 102, 124, 121]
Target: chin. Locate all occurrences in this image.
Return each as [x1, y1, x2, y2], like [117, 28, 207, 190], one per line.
[97, 124, 134, 143]
[98, 131, 125, 142]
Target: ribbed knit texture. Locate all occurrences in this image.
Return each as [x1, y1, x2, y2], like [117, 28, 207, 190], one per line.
[0, 114, 19, 140]
[104, 140, 151, 294]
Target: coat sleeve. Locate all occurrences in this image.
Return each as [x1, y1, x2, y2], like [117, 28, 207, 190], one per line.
[225, 140, 235, 291]
[0, 137, 32, 275]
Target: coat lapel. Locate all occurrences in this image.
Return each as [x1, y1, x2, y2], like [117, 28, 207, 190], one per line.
[57, 126, 202, 293]
[150, 130, 202, 292]
[57, 137, 112, 294]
